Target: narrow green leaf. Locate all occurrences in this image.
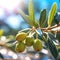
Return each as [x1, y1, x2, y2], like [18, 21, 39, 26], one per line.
[17, 8, 33, 26]
[6, 40, 15, 43]
[18, 9, 29, 23]
[48, 2, 57, 27]
[18, 28, 31, 33]
[5, 43, 16, 52]
[28, 0, 35, 25]
[26, 15, 34, 26]
[34, 21, 39, 28]
[48, 38, 58, 59]
[56, 33, 60, 42]
[35, 28, 43, 37]
[39, 9, 46, 27]
[48, 32, 57, 42]
[18, 0, 38, 27]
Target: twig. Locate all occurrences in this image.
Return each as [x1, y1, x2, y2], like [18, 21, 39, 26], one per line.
[40, 24, 60, 32]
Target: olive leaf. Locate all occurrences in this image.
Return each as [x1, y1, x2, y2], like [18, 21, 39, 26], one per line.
[18, 0, 38, 27]
[48, 32, 57, 42]
[17, 9, 32, 26]
[28, 0, 39, 27]
[34, 21, 39, 28]
[5, 43, 16, 52]
[54, 13, 59, 24]
[18, 28, 31, 33]
[48, 38, 58, 59]
[35, 28, 43, 37]
[39, 9, 47, 27]
[28, 0, 35, 25]
[6, 40, 15, 43]
[48, 2, 57, 27]
[56, 33, 60, 42]
[26, 15, 34, 26]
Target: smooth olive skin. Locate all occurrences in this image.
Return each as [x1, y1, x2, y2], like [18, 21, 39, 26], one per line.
[33, 39, 42, 51]
[15, 42, 25, 52]
[26, 36, 34, 46]
[16, 32, 27, 41]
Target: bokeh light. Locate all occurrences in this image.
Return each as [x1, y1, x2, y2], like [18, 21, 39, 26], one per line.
[0, 0, 21, 11]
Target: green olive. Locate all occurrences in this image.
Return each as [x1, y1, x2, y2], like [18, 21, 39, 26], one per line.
[15, 42, 25, 52]
[16, 32, 27, 41]
[26, 36, 34, 46]
[33, 39, 42, 51]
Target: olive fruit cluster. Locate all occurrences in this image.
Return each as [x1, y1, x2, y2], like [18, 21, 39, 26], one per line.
[15, 32, 27, 52]
[15, 32, 43, 52]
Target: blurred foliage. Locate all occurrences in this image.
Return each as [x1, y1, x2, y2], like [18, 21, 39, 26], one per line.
[0, 29, 4, 37]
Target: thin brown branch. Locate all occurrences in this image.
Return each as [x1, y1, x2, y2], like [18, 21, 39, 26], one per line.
[40, 23, 60, 32]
